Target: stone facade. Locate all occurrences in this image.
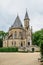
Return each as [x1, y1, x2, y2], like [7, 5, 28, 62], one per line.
[3, 11, 32, 49]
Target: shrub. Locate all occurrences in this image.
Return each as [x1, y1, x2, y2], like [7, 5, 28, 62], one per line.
[0, 47, 18, 52]
[40, 40, 43, 59]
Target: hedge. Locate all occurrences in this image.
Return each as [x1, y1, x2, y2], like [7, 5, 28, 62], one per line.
[0, 47, 18, 52]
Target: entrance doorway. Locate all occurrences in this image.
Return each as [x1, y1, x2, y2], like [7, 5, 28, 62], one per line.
[28, 42, 30, 46]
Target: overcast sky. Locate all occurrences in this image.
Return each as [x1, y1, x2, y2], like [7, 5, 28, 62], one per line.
[0, 0, 43, 32]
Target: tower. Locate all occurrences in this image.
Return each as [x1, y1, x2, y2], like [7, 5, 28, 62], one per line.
[24, 10, 30, 30]
[24, 10, 32, 46]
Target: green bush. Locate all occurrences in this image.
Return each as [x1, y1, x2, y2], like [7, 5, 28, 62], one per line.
[0, 47, 18, 52]
[40, 40, 43, 59]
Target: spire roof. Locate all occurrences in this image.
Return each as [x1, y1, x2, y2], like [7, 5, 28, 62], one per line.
[11, 15, 23, 28]
[24, 10, 30, 20]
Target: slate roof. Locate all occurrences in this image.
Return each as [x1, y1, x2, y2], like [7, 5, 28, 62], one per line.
[24, 10, 30, 20]
[11, 15, 23, 28]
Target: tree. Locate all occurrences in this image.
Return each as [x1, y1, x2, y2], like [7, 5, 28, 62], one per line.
[32, 29, 43, 46]
[40, 40, 43, 62]
[0, 39, 3, 47]
[40, 42, 43, 58]
[0, 31, 8, 47]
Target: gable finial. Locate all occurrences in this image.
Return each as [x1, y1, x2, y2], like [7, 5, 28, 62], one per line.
[26, 8, 27, 12]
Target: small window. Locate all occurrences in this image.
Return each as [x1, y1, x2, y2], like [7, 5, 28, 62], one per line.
[12, 42, 13, 45]
[14, 31, 17, 38]
[28, 42, 30, 45]
[32, 48, 34, 52]
[21, 42, 23, 47]
[27, 27, 28, 30]
[21, 24, 22, 27]
[14, 41, 16, 46]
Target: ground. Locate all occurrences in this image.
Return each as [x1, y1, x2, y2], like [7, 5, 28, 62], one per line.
[0, 52, 42, 65]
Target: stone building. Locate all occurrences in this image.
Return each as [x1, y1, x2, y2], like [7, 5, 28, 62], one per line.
[3, 11, 32, 50]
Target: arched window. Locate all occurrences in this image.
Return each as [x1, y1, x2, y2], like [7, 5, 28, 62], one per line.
[14, 41, 16, 47]
[14, 31, 17, 38]
[28, 42, 30, 46]
[21, 42, 23, 47]
[12, 42, 13, 45]
[19, 32, 23, 39]
[19, 32, 21, 38]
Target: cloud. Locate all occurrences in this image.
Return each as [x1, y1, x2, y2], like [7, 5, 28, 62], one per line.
[0, 0, 43, 32]
[30, 12, 43, 32]
[0, 11, 16, 31]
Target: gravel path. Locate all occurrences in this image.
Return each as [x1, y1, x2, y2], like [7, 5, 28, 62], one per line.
[0, 52, 41, 65]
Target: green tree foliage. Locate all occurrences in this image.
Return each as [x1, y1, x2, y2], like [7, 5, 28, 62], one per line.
[40, 40, 43, 59]
[32, 29, 43, 46]
[0, 31, 8, 47]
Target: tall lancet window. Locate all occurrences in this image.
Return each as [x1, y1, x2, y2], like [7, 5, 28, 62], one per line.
[14, 41, 16, 47]
[18, 32, 21, 38]
[19, 32, 23, 39]
[14, 31, 17, 38]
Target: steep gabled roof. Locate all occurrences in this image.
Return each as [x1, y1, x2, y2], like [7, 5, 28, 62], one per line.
[11, 15, 23, 28]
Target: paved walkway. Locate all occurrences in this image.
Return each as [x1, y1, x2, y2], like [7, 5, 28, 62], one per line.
[0, 52, 41, 65]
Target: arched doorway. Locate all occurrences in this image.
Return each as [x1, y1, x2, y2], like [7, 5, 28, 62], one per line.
[28, 42, 30, 46]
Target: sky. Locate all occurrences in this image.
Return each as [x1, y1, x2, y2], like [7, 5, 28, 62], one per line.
[0, 0, 43, 32]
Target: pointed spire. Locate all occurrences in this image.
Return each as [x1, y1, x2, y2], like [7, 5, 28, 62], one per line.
[24, 9, 30, 20]
[16, 14, 20, 20]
